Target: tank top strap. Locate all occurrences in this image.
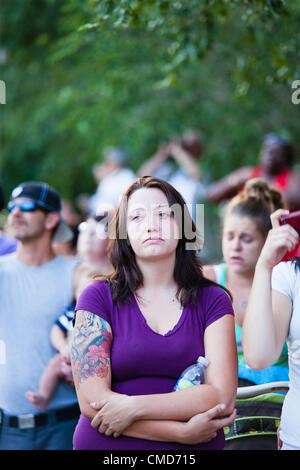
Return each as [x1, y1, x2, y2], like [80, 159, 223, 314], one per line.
[212, 262, 227, 287]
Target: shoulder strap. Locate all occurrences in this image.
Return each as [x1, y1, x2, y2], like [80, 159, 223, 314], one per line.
[219, 262, 227, 287]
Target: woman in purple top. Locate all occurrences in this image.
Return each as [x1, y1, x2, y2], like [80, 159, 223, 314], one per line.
[71, 176, 237, 450]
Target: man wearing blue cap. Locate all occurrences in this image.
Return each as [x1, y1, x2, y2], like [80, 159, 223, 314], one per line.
[0, 181, 83, 450]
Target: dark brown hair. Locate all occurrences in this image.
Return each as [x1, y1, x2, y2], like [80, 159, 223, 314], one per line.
[95, 176, 232, 305]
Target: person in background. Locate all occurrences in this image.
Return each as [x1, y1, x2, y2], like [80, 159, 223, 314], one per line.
[0, 181, 85, 450]
[0, 182, 17, 255]
[203, 178, 289, 386]
[242, 209, 300, 450]
[26, 214, 112, 413]
[206, 133, 300, 211]
[75, 214, 113, 295]
[138, 130, 214, 262]
[89, 146, 136, 216]
[26, 303, 76, 412]
[52, 200, 82, 259]
[138, 130, 207, 217]
[71, 176, 237, 451]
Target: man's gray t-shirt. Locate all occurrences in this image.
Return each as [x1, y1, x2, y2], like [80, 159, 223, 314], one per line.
[0, 253, 78, 415]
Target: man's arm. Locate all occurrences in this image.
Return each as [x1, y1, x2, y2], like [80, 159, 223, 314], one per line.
[138, 143, 170, 177]
[206, 167, 251, 203]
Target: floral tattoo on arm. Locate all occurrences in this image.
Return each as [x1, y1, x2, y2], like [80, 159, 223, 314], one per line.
[71, 310, 112, 389]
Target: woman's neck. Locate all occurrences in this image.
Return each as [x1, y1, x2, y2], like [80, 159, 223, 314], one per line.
[136, 255, 177, 294]
[226, 266, 254, 288]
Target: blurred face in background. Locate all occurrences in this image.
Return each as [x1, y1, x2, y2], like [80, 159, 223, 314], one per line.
[77, 217, 109, 265]
[260, 141, 287, 175]
[222, 213, 266, 275]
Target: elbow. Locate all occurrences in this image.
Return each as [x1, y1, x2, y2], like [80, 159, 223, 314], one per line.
[244, 356, 270, 371]
[79, 402, 96, 421]
[217, 398, 236, 418]
[213, 385, 237, 416]
[243, 347, 272, 370]
[222, 393, 237, 416]
[219, 373, 238, 415]
[77, 388, 115, 421]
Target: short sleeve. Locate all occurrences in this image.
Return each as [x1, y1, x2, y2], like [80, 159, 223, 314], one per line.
[75, 280, 113, 325]
[271, 261, 295, 301]
[201, 285, 234, 329]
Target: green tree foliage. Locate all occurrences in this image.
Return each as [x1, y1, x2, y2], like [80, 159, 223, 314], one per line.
[0, 0, 299, 204]
[84, 0, 299, 86]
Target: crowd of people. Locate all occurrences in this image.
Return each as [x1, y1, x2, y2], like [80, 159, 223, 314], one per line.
[0, 131, 299, 451]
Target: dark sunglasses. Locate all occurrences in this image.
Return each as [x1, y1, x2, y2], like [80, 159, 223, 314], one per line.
[93, 212, 108, 223]
[7, 200, 46, 213]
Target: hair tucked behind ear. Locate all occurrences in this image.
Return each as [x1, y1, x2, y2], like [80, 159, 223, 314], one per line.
[224, 178, 285, 239]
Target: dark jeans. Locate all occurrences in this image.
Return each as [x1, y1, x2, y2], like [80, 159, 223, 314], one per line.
[0, 417, 78, 450]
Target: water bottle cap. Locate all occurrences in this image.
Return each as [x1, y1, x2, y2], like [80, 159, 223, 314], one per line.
[196, 356, 209, 367]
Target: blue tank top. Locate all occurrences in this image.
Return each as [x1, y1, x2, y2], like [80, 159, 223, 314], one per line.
[0, 253, 78, 414]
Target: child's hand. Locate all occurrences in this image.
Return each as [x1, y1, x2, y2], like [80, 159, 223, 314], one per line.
[59, 344, 71, 363]
[61, 358, 74, 387]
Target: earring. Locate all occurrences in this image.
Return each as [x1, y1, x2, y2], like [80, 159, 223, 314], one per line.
[126, 239, 130, 246]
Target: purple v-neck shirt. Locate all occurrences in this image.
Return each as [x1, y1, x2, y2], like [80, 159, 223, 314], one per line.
[73, 281, 234, 450]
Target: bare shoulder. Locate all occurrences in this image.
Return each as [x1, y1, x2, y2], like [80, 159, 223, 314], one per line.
[73, 264, 97, 299]
[202, 265, 216, 282]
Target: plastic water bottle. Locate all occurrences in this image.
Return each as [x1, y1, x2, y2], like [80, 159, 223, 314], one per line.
[173, 356, 209, 391]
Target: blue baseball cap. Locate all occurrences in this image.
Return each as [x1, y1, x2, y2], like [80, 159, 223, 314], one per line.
[11, 181, 73, 243]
